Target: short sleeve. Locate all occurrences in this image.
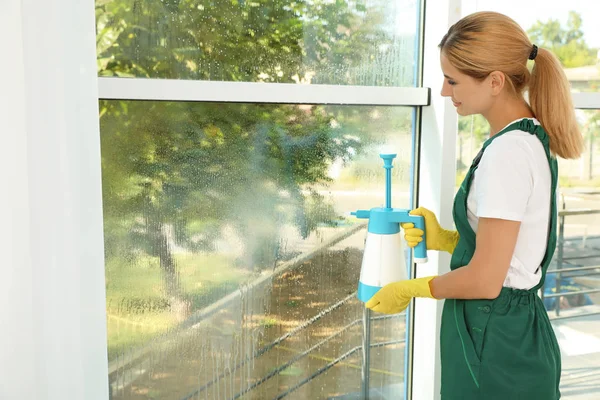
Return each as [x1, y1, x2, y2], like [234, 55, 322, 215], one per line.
[474, 134, 534, 221]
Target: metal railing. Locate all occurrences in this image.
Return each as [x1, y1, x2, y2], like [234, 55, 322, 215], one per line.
[109, 223, 367, 375]
[109, 222, 403, 400]
[544, 200, 600, 320]
[179, 311, 404, 400]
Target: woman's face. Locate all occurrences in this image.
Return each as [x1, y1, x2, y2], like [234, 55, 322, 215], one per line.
[440, 53, 493, 116]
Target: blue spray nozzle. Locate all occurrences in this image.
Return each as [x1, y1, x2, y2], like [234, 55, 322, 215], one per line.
[380, 153, 397, 168]
[351, 210, 371, 219]
[379, 153, 397, 209]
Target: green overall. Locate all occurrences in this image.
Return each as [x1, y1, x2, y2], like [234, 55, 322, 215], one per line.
[440, 119, 561, 399]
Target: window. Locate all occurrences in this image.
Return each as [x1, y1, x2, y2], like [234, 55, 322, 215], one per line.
[547, 110, 600, 399]
[101, 100, 416, 398]
[101, 102, 418, 399]
[96, 0, 419, 86]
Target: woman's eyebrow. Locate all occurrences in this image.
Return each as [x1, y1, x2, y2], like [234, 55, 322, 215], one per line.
[443, 74, 455, 80]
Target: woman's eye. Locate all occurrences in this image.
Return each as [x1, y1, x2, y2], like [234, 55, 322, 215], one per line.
[448, 80, 456, 86]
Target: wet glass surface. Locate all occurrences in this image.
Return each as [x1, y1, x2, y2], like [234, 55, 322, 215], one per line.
[95, 0, 419, 86]
[100, 100, 415, 399]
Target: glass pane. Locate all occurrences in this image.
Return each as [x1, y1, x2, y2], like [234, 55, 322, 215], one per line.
[461, 1, 600, 92]
[95, 0, 419, 86]
[456, 111, 600, 399]
[546, 108, 600, 400]
[100, 100, 415, 399]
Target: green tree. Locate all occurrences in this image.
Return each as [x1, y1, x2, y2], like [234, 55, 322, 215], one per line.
[528, 11, 598, 68]
[96, 0, 412, 310]
[96, 0, 412, 84]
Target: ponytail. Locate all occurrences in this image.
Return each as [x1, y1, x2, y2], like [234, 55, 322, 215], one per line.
[529, 47, 584, 159]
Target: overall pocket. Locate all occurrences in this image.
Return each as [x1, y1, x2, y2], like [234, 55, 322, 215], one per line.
[442, 299, 485, 395]
[463, 299, 494, 362]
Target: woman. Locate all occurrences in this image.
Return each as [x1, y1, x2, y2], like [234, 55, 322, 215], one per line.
[365, 11, 584, 399]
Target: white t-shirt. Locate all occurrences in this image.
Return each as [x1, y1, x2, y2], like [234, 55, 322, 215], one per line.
[466, 118, 554, 290]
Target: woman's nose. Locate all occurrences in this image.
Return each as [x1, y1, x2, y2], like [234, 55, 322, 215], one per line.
[440, 81, 452, 97]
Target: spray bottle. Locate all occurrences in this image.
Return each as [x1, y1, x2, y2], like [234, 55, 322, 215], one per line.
[351, 154, 427, 302]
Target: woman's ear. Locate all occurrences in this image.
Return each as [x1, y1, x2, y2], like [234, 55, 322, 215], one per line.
[489, 71, 505, 95]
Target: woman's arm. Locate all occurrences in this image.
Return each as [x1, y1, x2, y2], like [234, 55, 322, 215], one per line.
[429, 217, 521, 299]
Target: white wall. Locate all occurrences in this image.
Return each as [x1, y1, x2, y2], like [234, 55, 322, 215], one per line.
[1, 0, 108, 399]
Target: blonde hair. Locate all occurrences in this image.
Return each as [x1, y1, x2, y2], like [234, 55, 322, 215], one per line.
[439, 11, 584, 159]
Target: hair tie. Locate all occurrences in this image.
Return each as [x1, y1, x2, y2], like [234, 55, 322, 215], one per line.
[529, 44, 538, 60]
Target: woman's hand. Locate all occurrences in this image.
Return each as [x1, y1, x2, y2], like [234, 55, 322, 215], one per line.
[365, 277, 436, 314]
[401, 207, 460, 254]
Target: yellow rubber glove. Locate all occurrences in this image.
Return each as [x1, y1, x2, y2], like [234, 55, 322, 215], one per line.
[365, 277, 436, 314]
[400, 207, 460, 254]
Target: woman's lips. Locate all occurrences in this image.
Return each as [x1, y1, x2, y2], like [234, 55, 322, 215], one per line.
[452, 100, 461, 107]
